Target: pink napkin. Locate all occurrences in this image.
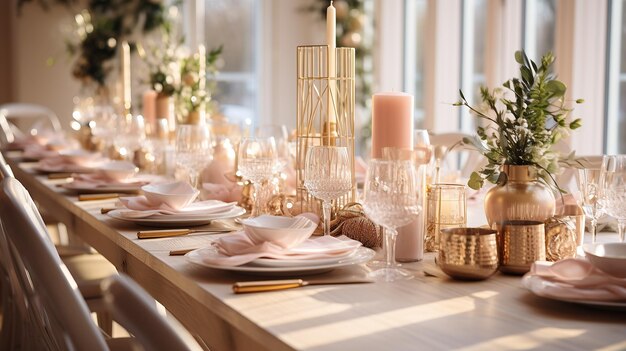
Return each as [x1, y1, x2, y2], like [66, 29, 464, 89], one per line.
[68, 173, 149, 189]
[22, 145, 58, 160]
[200, 183, 242, 203]
[37, 155, 103, 172]
[201, 234, 362, 266]
[523, 259, 626, 301]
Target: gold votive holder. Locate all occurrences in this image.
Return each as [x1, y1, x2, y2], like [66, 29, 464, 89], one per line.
[545, 216, 578, 261]
[437, 228, 499, 280]
[499, 220, 546, 275]
[425, 184, 467, 252]
[560, 204, 585, 246]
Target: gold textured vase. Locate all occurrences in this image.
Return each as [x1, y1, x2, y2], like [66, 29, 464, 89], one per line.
[484, 165, 555, 227]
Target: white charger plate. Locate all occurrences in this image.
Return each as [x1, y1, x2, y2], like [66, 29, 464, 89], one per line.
[185, 246, 375, 276]
[521, 275, 626, 311]
[107, 206, 246, 227]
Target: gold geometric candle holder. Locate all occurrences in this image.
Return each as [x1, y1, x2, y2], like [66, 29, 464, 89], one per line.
[295, 45, 356, 215]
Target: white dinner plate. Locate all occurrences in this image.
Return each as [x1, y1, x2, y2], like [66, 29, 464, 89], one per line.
[60, 182, 143, 194]
[249, 249, 359, 268]
[185, 246, 375, 276]
[521, 275, 626, 311]
[107, 206, 246, 227]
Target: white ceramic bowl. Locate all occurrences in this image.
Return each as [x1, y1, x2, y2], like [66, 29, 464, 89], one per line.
[583, 242, 626, 278]
[99, 161, 138, 181]
[242, 215, 316, 248]
[141, 181, 199, 210]
[58, 149, 99, 165]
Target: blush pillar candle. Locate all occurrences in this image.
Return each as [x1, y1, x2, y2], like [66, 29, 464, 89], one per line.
[371, 92, 414, 158]
[142, 90, 157, 130]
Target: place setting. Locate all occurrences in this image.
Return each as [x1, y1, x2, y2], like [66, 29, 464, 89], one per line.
[34, 148, 107, 174]
[59, 160, 166, 194]
[106, 181, 246, 227]
[185, 214, 375, 276]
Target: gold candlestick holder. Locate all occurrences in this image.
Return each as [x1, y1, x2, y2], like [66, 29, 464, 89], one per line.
[295, 45, 356, 216]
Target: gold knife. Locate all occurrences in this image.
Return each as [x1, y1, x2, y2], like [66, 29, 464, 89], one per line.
[137, 228, 233, 239]
[48, 172, 74, 179]
[78, 193, 119, 201]
[232, 278, 373, 294]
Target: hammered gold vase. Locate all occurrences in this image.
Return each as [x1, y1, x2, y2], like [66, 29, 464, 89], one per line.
[484, 165, 555, 227]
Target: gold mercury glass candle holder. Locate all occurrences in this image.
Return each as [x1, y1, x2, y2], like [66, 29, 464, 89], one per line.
[499, 220, 546, 274]
[425, 183, 467, 252]
[295, 45, 356, 216]
[438, 228, 499, 280]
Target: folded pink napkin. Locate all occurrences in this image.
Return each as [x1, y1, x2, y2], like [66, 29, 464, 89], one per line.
[68, 173, 149, 189]
[37, 155, 103, 172]
[22, 145, 58, 160]
[523, 259, 626, 301]
[203, 234, 362, 266]
[201, 183, 242, 203]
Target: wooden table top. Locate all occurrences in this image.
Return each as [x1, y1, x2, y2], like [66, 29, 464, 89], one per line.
[5, 153, 625, 351]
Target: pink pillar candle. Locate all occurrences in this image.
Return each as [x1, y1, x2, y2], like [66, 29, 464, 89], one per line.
[142, 90, 157, 129]
[371, 92, 414, 158]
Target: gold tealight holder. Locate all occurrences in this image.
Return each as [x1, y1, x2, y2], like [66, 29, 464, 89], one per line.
[425, 184, 467, 252]
[438, 228, 499, 280]
[499, 220, 546, 274]
[295, 45, 356, 216]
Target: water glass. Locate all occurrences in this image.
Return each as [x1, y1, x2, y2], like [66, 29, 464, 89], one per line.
[256, 124, 290, 172]
[576, 168, 603, 243]
[238, 137, 277, 217]
[175, 124, 212, 189]
[304, 146, 352, 236]
[599, 155, 626, 242]
[115, 114, 146, 159]
[363, 159, 421, 281]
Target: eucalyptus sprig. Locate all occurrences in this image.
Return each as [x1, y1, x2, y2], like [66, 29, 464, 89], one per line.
[454, 50, 583, 191]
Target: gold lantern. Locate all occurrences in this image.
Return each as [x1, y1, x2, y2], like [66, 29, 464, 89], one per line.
[295, 45, 356, 216]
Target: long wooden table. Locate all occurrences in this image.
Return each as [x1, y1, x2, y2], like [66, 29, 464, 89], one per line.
[6, 154, 626, 351]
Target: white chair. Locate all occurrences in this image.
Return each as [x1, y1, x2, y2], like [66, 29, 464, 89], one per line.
[429, 132, 485, 179]
[0, 103, 62, 145]
[0, 152, 13, 178]
[0, 177, 193, 350]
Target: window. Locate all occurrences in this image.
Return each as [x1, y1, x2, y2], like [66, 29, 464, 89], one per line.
[523, 0, 557, 63]
[460, 0, 487, 132]
[185, 0, 261, 124]
[606, 0, 626, 154]
[405, 0, 428, 128]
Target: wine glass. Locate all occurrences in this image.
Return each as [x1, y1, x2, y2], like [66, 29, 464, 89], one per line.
[363, 159, 421, 281]
[255, 124, 290, 173]
[304, 146, 352, 236]
[238, 137, 277, 217]
[599, 155, 626, 242]
[413, 129, 433, 165]
[576, 168, 604, 243]
[115, 114, 146, 159]
[175, 124, 212, 189]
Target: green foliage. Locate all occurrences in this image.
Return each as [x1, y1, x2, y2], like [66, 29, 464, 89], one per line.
[456, 51, 583, 191]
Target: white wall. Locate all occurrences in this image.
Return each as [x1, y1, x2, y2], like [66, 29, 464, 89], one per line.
[11, 2, 81, 129]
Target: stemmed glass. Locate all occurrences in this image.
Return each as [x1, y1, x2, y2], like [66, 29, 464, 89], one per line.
[576, 168, 604, 243]
[238, 137, 277, 217]
[115, 114, 146, 159]
[599, 155, 626, 242]
[175, 124, 212, 189]
[256, 124, 290, 172]
[363, 159, 421, 281]
[413, 129, 433, 165]
[304, 146, 352, 236]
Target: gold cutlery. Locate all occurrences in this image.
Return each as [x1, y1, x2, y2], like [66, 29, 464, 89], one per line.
[232, 278, 374, 294]
[78, 193, 120, 201]
[169, 248, 198, 256]
[137, 228, 234, 239]
[48, 173, 74, 179]
[100, 207, 118, 214]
